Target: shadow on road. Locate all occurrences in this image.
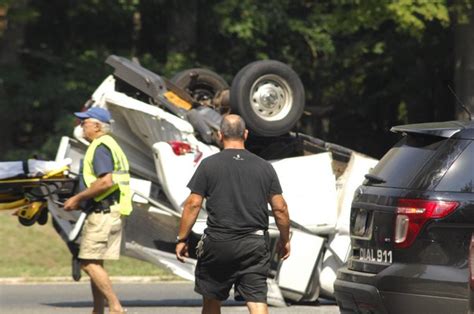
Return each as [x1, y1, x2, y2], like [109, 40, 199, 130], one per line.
[44, 298, 246, 308]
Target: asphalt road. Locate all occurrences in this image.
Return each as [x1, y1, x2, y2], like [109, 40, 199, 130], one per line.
[0, 281, 340, 313]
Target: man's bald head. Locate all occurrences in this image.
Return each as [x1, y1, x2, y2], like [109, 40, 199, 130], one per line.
[220, 114, 246, 140]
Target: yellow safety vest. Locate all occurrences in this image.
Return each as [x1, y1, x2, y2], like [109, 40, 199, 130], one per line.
[83, 134, 132, 216]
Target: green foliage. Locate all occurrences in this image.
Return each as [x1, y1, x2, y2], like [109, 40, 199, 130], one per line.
[450, 0, 473, 24]
[387, 0, 449, 36]
[0, 0, 471, 159]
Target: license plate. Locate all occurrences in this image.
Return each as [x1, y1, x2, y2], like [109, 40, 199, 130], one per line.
[359, 248, 393, 264]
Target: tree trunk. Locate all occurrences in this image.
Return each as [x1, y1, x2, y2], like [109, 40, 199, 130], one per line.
[0, 6, 7, 36]
[454, 8, 474, 120]
[0, 1, 28, 66]
[0, 0, 28, 158]
[167, 0, 198, 54]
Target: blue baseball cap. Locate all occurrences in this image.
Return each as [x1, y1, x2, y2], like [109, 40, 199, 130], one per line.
[74, 107, 111, 123]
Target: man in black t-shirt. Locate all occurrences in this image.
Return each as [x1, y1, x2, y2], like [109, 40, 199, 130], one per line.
[176, 114, 290, 314]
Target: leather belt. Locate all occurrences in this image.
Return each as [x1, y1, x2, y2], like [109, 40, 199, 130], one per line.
[92, 198, 118, 213]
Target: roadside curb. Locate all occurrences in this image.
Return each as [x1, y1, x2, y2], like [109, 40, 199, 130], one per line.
[0, 276, 187, 284]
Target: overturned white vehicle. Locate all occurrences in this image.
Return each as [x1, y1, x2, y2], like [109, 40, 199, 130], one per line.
[1, 56, 377, 305]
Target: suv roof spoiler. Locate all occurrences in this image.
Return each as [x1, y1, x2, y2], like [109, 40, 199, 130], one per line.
[391, 120, 474, 139]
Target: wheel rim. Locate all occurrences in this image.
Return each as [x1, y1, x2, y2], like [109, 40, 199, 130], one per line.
[189, 84, 215, 103]
[249, 74, 293, 121]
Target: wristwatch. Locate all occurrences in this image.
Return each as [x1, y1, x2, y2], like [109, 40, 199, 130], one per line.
[176, 236, 188, 244]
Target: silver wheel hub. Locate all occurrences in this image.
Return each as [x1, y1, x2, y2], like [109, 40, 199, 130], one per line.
[250, 74, 293, 121]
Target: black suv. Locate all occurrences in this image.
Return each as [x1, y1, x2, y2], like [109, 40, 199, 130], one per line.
[334, 120, 474, 313]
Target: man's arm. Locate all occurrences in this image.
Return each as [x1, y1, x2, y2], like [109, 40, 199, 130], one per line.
[64, 173, 114, 211]
[176, 193, 203, 263]
[269, 194, 291, 260]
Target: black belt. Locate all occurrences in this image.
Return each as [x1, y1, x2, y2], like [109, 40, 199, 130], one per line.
[91, 198, 118, 213]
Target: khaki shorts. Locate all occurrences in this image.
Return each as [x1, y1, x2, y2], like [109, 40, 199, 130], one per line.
[79, 208, 123, 260]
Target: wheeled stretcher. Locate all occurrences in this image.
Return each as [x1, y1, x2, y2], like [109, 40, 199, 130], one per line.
[0, 159, 77, 226]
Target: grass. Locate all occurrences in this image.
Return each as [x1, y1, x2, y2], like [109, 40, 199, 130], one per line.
[0, 212, 177, 279]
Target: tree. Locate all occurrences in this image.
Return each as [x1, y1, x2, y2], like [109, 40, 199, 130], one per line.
[0, 0, 472, 160]
[454, 5, 474, 119]
[0, 0, 34, 159]
[207, 0, 459, 156]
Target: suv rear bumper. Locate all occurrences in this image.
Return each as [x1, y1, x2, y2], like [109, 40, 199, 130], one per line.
[335, 266, 468, 313]
[334, 277, 388, 314]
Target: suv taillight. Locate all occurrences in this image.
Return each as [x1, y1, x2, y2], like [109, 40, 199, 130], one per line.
[394, 199, 459, 249]
[168, 141, 192, 155]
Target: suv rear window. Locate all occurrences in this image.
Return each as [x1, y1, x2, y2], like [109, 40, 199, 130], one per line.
[435, 141, 474, 193]
[370, 135, 445, 188]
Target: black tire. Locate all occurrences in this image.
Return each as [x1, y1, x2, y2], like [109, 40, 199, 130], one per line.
[18, 215, 37, 226]
[170, 68, 229, 104]
[230, 60, 305, 136]
[37, 207, 48, 225]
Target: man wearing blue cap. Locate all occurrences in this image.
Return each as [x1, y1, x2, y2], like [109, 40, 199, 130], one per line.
[64, 106, 132, 314]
